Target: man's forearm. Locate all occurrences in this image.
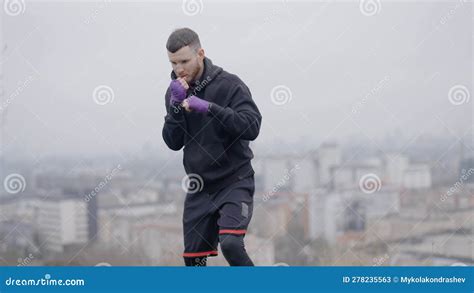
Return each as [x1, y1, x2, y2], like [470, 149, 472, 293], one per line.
[163, 103, 186, 151]
[208, 102, 262, 141]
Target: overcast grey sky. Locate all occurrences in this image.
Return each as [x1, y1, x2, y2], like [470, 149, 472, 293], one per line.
[1, 0, 472, 159]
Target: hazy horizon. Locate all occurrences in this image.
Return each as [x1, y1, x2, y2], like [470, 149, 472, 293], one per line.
[1, 0, 472, 159]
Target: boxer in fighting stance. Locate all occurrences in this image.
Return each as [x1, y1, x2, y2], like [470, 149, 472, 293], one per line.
[162, 28, 262, 266]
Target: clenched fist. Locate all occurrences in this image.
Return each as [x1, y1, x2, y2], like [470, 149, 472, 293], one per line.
[169, 77, 189, 105]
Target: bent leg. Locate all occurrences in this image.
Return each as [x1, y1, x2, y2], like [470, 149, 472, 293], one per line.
[219, 234, 254, 266]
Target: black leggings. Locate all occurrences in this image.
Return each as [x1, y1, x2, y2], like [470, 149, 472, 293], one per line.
[184, 234, 254, 266]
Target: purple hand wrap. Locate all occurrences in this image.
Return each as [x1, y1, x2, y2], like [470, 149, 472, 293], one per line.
[186, 96, 210, 113]
[170, 80, 187, 105]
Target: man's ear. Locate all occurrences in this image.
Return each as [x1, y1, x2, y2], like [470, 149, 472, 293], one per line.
[197, 48, 205, 60]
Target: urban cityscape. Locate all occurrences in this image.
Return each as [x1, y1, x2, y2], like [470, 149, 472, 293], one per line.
[0, 134, 472, 266]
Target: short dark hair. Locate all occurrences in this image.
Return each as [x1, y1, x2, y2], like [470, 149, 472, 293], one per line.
[166, 28, 201, 53]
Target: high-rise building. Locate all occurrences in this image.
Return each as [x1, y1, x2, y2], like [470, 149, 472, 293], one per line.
[403, 164, 432, 189]
[317, 143, 342, 187]
[38, 194, 89, 253]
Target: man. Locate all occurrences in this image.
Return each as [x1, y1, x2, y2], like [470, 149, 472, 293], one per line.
[162, 28, 262, 266]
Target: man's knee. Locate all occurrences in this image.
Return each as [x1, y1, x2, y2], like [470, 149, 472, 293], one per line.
[219, 234, 245, 254]
[219, 234, 254, 266]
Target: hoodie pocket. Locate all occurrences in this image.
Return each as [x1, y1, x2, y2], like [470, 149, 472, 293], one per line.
[183, 142, 232, 177]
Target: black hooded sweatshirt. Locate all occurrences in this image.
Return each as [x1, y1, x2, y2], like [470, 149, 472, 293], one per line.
[162, 57, 262, 194]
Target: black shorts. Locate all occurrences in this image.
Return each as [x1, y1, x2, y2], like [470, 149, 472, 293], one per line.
[182, 175, 255, 258]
